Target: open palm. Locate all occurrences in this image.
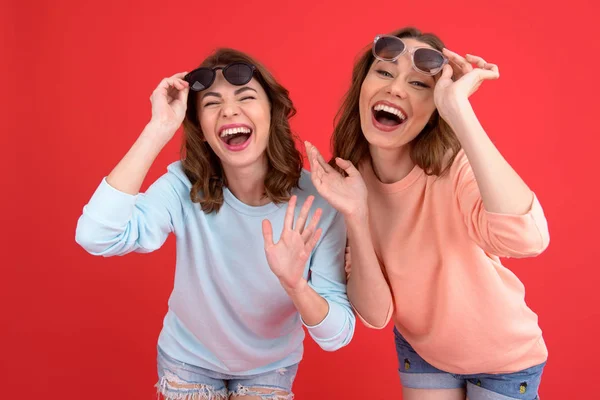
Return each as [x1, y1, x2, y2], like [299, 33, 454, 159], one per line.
[262, 195, 322, 291]
[305, 141, 368, 218]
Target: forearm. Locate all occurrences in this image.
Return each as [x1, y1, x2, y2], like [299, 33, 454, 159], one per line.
[446, 100, 534, 214]
[284, 280, 329, 326]
[107, 121, 173, 195]
[345, 212, 393, 328]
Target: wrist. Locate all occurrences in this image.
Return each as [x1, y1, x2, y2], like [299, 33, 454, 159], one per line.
[282, 278, 309, 297]
[344, 206, 369, 227]
[145, 119, 179, 142]
[439, 97, 472, 125]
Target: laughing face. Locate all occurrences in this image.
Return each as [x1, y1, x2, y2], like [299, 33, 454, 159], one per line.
[196, 70, 271, 170]
[359, 38, 438, 151]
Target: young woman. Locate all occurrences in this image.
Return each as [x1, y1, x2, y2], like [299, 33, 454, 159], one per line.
[75, 48, 354, 400]
[306, 27, 549, 400]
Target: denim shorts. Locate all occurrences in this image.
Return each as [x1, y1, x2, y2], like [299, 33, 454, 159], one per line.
[394, 327, 546, 400]
[156, 346, 298, 400]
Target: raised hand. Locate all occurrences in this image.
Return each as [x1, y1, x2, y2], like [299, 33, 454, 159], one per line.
[262, 195, 322, 291]
[434, 49, 500, 122]
[148, 72, 190, 141]
[305, 141, 368, 219]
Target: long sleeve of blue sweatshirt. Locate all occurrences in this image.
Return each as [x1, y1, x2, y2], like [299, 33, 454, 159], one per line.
[75, 161, 355, 375]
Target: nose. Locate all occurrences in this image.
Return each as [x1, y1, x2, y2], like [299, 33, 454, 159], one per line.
[386, 77, 408, 99]
[221, 101, 241, 118]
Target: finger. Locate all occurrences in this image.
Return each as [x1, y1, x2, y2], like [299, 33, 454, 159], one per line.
[164, 77, 189, 91]
[301, 208, 322, 242]
[155, 78, 185, 100]
[311, 152, 325, 177]
[177, 78, 190, 89]
[261, 219, 274, 248]
[175, 85, 190, 104]
[304, 141, 313, 153]
[484, 63, 499, 75]
[440, 63, 454, 80]
[305, 142, 319, 171]
[313, 161, 326, 186]
[304, 228, 323, 254]
[170, 78, 188, 91]
[335, 157, 361, 178]
[454, 69, 497, 93]
[310, 145, 334, 173]
[284, 195, 297, 231]
[295, 196, 315, 233]
[308, 155, 325, 187]
[443, 49, 473, 73]
[475, 68, 500, 81]
[152, 79, 171, 99]
[171, 71, 189, 80]
[434, 64, 454, 89]
[465, 54, 487, 69]
[305, 141, 333, 174]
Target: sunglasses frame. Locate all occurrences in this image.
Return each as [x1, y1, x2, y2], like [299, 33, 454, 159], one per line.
[184, 62, 257, 92]
[372, 35, 448, 76]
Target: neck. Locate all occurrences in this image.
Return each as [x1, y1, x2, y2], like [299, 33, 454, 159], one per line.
[369, 144, 415, 184]
[222, 155, 270, 206]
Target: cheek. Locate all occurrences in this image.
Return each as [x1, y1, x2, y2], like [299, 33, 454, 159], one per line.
[247, 104, 271, 134]
[198, 112, 219, 142]
[359, 76, 382, 115]
[412, 96, 436, 121]
[359, 80, 372, 106]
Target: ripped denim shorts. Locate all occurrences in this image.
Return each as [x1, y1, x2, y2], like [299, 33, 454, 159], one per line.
[156, 346, 298, 400]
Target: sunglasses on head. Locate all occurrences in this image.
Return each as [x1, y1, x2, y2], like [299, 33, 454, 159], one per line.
[372, 35, 448, 76]
[184, 62, 256, 91]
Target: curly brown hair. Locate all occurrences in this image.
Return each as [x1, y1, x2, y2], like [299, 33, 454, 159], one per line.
[330, 27, 461, 177]
[181, 48, 302, 213]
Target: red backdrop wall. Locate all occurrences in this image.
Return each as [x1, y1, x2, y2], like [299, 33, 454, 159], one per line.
[3, 0, 599, 398]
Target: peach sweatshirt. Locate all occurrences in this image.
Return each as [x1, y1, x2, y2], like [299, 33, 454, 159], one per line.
[355, 149, 549, 374]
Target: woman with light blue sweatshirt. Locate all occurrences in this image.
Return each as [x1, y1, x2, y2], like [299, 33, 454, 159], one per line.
[75, 48, 355, 400]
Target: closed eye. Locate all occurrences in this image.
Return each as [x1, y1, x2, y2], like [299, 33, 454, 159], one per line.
[240, 96, 256, 101]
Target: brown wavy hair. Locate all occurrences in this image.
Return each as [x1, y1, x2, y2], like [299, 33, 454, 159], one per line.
[181, 48, 302, 213]
[330, 27, 461, 177]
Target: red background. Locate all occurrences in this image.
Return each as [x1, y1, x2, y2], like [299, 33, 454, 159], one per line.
[3, 0, 600, 398]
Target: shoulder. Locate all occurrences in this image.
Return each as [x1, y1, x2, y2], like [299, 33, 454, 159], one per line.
[150, 161, 194, 202]
[437, 148, 470, 182]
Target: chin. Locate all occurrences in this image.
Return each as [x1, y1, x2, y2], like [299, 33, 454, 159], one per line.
[222, 149, 268, 170]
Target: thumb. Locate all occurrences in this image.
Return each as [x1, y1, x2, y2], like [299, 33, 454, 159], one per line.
[436, 64, 454, 88]
[335, 157, 360, 178]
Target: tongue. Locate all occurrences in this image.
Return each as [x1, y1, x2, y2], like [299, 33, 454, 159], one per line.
[379, 116, 400, 126]
[375, 110, 401, 126]
[227, 133, 250, 146]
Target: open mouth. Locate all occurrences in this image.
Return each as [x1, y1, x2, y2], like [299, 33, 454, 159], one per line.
[371, 102, 407, 130]
[219, 125, 253, 150]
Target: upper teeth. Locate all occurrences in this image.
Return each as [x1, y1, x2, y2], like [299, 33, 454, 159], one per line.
[220, 127, 252, 137]
[374, 104, 406, 120]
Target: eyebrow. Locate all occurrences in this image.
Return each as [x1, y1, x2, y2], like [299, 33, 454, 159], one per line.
[374, 59, 397, 66]
[201, 86, 258, 100]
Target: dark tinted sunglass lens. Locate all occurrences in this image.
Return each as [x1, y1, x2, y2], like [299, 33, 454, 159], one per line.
[224, 63, 254, 85]
[188, 68, 215, 91]
[413, 48, 445, 74]
[374, 36, 405, 60]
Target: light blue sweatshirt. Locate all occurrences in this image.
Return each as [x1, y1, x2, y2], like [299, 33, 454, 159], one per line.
[75, 162, 355, 375]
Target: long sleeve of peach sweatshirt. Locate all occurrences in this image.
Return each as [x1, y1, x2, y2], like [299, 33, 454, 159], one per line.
[353, 149, 550, 375]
